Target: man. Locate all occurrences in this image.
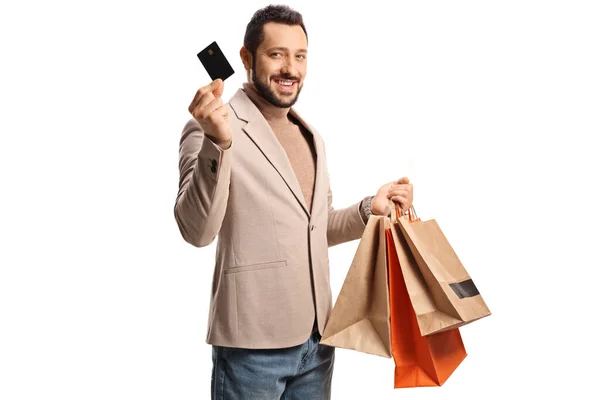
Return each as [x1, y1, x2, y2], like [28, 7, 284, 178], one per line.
[174, 5, 413, 399]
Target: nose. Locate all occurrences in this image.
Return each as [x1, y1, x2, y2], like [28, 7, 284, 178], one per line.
[280, 64, 293, 76]
[280, 57, 298, 77]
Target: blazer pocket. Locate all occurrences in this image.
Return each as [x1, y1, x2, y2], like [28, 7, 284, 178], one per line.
[224, 260, 287, 275]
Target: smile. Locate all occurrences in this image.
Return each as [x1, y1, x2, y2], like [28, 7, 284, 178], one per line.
[274, 79, 297, 89]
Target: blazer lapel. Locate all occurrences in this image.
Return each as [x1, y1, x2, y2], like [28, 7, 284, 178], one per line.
[289, 108, 325, 218]
[230, 89, 310, 218]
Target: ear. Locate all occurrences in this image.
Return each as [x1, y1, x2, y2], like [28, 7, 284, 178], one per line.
[239, 46, 252, 71]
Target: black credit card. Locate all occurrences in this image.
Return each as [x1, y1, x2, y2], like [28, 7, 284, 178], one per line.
[197, 41, 235, 81]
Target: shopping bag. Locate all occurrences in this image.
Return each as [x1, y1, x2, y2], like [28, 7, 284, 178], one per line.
[394, 205, 491, 335]
[320, 216, 392, 357]
[386, 227, 467, 387]
[321, 212, 467, 387]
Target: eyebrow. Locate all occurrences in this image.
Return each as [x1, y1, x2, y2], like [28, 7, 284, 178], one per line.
[266, 47, 308, 54]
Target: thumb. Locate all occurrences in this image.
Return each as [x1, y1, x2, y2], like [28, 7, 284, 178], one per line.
[211, 78, 224, 98]
[396, 177, 410, 184]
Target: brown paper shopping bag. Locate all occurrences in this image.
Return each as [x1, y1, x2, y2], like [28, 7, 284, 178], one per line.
[386, 227, 467, 387]
[394, 205, 491, 335]
[320, 216, 392, 357]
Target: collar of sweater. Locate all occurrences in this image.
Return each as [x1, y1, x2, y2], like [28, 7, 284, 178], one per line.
[242, 82, 294, 130]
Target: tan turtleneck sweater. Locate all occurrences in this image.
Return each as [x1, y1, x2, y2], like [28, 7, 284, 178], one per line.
[242, 83, 318, 211]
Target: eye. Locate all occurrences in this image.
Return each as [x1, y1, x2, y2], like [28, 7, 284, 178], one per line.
[296, 54, 306, 60]
[271, 52, 282, 58]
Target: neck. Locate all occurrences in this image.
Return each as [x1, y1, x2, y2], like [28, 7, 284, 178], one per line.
[243, 82, 291, 125]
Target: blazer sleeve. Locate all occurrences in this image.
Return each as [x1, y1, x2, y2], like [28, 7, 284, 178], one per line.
[326, 186, 368, 247]
[174, 119, 232, 247]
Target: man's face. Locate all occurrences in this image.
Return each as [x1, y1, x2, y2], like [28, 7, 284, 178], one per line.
[251, 22, 308, 108]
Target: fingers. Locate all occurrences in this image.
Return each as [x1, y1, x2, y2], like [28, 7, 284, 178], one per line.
[387, 190, 411, 211]
[388, 182, 413, 213]
[212, 78, 224, 98]
[388, 184, 413, 195]
[390, 195, 410, 212]
[204, 78, 224, 96]
[189, 90, 208, 114]
[388, 189, 410, 199]
[204, 97, 224, 116]
[188, 79, 224, 114]
[189, 83, 212, 110]
[192, 97, 223, 121]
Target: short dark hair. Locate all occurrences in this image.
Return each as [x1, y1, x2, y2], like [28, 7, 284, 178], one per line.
[243, 5, 308, 56]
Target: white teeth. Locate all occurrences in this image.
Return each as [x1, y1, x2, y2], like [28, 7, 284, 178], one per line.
[277, 80, 294, 86]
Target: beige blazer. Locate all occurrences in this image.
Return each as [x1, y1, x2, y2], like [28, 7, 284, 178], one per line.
[174, 89, 367, 349]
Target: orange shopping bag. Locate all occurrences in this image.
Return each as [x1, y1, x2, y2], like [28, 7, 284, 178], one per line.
[386, 226, 467, 387]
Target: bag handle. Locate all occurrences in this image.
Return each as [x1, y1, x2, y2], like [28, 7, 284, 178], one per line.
[392, 201, 420, 223]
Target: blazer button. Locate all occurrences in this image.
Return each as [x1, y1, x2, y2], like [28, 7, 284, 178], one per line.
[311, 224, 315, 231]
[211, 165, 217, 173]
[211, 159, 217, 167]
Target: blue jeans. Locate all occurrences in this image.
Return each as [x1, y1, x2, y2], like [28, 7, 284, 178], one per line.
[211, 331, 335, 399]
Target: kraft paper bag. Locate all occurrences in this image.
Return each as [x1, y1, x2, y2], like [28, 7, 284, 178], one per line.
[320, 216, 392, 357]
[394, 206, 491, 335]
[386, 228, 467, 387]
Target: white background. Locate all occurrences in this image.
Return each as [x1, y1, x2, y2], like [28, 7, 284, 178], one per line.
[1, 0, 599, 398]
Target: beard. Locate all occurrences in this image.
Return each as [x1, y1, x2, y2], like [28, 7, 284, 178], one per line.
[252, 59, 302, 108]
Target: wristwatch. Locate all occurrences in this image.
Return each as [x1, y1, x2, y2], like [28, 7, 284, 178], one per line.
[363, 196, 374, 219]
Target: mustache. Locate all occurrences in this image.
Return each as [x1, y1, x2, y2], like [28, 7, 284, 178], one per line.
[272, 74, 300, 82]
